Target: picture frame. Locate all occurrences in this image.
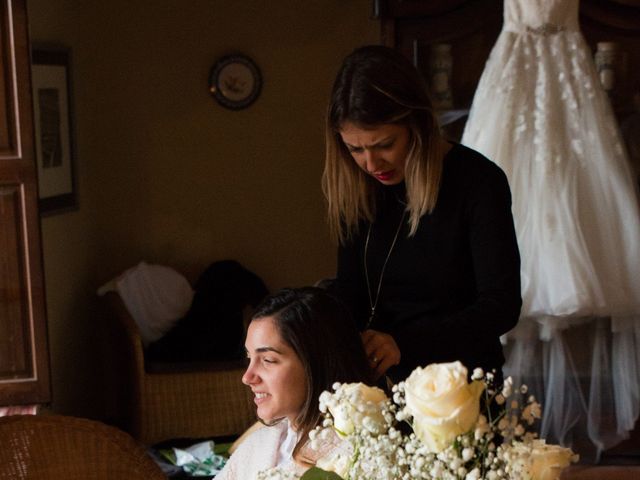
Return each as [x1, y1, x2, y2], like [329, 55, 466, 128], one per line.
[31, 47, 77, 215]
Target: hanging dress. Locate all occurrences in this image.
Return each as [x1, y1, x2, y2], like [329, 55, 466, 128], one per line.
[461, 0, 640, 460]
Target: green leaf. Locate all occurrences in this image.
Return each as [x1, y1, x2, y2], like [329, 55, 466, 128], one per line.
[300, 467, 345, 480]
[158, 448, 177, 465]
[214, 441, 233, 456]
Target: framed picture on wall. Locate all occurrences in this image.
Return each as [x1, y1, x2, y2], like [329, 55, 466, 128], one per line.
[31, 47, 77, 215]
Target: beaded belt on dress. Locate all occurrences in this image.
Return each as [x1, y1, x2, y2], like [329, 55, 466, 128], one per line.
[505, 22, 571, 35]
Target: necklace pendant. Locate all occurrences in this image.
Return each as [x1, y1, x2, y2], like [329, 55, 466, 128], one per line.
[367, 309, 376, 328]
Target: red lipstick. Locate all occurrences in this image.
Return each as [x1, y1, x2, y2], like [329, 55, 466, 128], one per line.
[374, 170, 395, 181]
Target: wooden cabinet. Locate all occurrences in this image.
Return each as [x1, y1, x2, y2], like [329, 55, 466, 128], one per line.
[580, 0, 640, 117]
[379, 0, 501, 112]
[377, 0, 640, 137]
[0, 0, 51, 406]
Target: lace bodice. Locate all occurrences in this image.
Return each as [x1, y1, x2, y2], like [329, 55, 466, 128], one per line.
[504, 0, 579, 34]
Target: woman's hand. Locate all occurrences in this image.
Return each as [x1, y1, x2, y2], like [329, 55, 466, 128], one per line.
[361, 329, 401, 379]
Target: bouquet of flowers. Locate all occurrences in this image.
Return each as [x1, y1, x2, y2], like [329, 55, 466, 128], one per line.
[259, 361, 577, 480]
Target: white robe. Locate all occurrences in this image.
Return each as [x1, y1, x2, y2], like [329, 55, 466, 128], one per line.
[216, 421, 346, 479]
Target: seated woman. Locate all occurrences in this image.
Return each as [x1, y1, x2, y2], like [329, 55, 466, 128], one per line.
[215, 287, 373, 479]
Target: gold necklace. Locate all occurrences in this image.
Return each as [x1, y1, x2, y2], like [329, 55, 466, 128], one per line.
[363, 210, 406, 329]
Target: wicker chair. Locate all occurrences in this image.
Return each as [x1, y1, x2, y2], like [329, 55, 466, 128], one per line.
[102, 292, 255, 446]
[0, 414, 166, 479]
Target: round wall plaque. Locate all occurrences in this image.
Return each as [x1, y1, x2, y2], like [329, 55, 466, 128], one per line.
[208, 54, 262, 110]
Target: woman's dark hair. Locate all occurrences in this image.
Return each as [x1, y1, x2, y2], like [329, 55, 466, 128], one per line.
[323, 45, 445, 242]
[328, 44, 433, 129]
[250, 286, 373, 460]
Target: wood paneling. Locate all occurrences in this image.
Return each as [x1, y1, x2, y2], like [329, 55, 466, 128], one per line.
[0, 185, 31, 380]
[0, 1, 18, 156]
[0, 0, 50, 406]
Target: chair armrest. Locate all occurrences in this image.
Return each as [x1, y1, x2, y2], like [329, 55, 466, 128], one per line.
[102, 291, 147, 374]
[103, 291, 144, 347]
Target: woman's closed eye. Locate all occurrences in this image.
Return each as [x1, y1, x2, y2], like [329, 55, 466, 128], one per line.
[245, 345, 284, 366]
[246, 352, 277, 364]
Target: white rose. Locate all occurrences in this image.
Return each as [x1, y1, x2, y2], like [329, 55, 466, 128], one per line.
[328, 383, 388, 436]
[403, 361, 484, 453]
[316, 450, 351, 478]
[507, 440, 576, 480]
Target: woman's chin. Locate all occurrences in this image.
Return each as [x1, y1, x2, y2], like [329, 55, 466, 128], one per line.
[257, 407, 275, 423]
[257, 410, 269, 422]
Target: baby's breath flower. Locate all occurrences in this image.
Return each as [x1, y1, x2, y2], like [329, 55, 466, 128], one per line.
[465, 467, 481, 480]
[450, 457, 462, 470]
[501, 377, 513, 398]
[497, 418, 509, 431]
[257, 467, 298, 480]
[462, 447, 475, 462]
[308, 365, 574, 480]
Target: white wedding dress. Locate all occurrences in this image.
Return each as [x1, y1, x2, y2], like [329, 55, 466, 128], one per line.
[462, 0, 640, 460]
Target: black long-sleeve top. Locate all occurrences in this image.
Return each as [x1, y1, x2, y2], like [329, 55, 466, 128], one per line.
[332, 143, 522, 382]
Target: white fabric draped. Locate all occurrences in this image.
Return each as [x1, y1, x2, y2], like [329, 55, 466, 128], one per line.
[463, 0, 640, 462]
[503, 317, 640, 461]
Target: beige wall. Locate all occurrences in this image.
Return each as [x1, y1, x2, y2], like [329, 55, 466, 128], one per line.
[27, 0, 378, 418]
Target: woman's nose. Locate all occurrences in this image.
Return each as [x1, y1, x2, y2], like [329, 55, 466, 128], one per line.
[364, 150, 382, 172]
[242, 362, 257, 386]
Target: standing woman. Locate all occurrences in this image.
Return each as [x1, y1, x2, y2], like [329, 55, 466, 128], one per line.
[323, 45, 522, 383]
[216, 287, 373, 479]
